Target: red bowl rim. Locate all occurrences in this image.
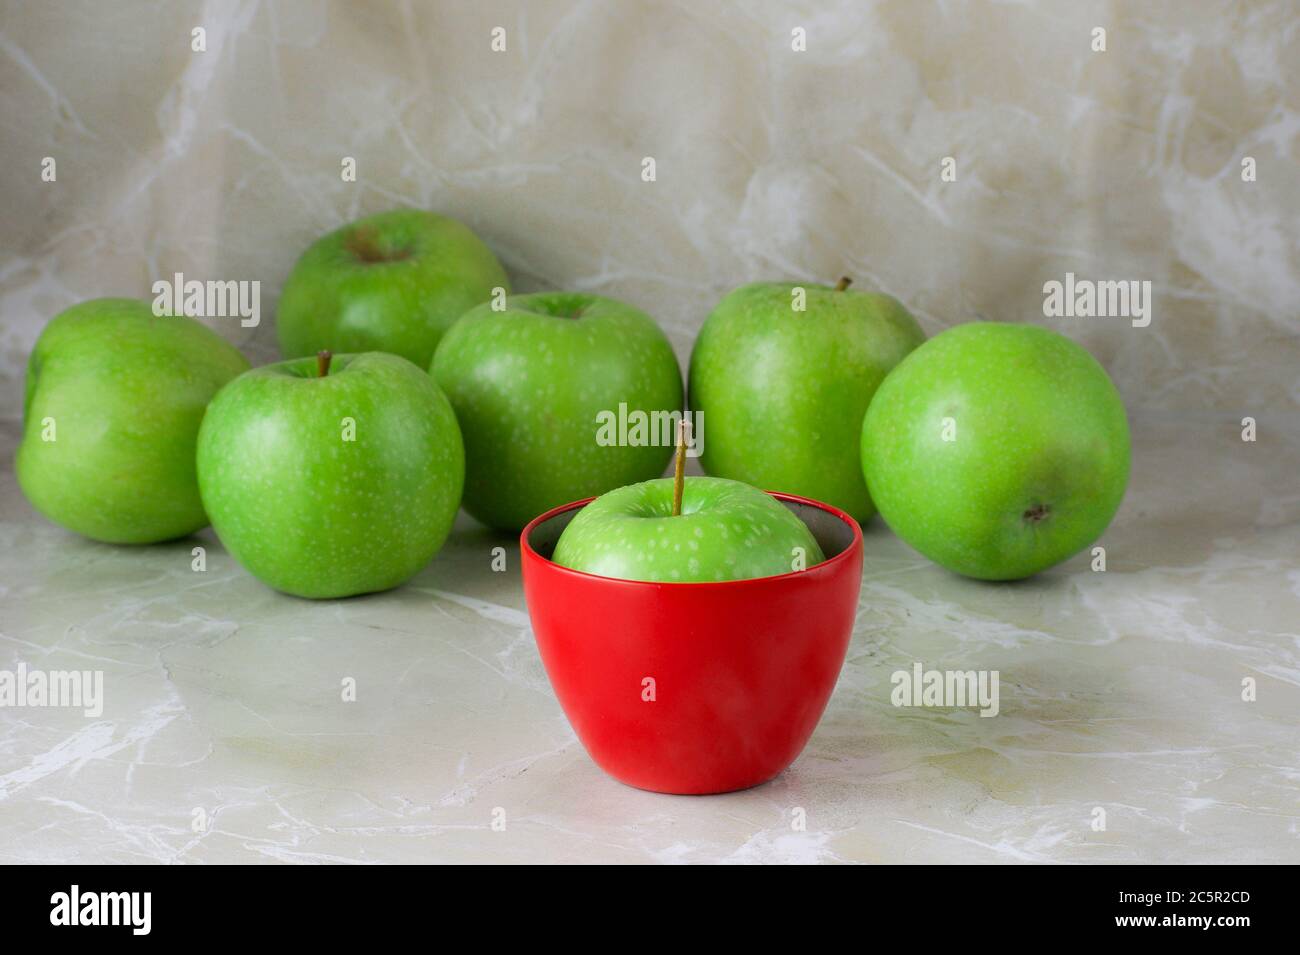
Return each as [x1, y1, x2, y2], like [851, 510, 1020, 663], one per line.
[519, 489, 864, 590]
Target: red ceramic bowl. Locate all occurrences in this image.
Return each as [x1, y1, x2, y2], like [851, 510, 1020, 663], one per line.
[520, 492, 863, 795]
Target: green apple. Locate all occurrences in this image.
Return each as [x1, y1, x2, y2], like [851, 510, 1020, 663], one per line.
[196, 352, 464, 598]
[16, 298, 249, 543]
[688, 279, 925, 522]
[552, 476, 824, 583]
[861, 322, 1130, 580]
[276, 208, 509, 369]
[432, 291, 684, 532]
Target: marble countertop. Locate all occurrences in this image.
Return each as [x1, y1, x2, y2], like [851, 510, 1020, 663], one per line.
[2, 413, 1296, 864]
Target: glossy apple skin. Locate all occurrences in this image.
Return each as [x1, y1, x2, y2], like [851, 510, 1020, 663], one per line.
[861, 322, 1131, 580]
[688, 281, 924, 523]
[432, 291, 683, 532]
[16, 298, 250, 543]
[552, 476, 825, 583]
[521, 491, 863, 794]
[196, 352, 464, 599]
[276, 208, 509, 369]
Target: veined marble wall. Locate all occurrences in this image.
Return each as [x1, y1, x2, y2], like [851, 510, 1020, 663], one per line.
[2, 0, 1297, 418]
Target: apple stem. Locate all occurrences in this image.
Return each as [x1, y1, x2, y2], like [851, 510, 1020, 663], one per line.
[835, 276, 853, 292]
[671, 417, 689, 517]
[317, 350, 332, 378]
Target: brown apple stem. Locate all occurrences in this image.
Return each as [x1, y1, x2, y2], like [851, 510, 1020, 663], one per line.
[671, 417, 688, 517]
[835, 276, 853, 292]
[317, 350, 332, 378]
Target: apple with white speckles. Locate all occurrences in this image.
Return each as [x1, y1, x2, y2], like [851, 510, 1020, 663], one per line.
[552, 476, 824, 583]
[196, 351, 464, 599]
[432, 291, 683, 532]
[276, 208, 509, 369]
[16, 298, 250, 543]
[689, 278, 925, 523]
[860, 322, 1130, 580]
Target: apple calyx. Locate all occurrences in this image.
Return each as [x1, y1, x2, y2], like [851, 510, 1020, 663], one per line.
[1023, 503, 1051, 524]
[671, 418, 688, 517]
[835, 276, 853, 292]
[317, 350, 332, 378]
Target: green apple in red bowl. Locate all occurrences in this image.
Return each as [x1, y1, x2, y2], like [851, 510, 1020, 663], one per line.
[276, 208, 508, 369]
[552, 476, 824, 583]
[196, 351, 464, 599]
[519, 477, 862, 794]
[688, 279, 925, 524]
[432, 291, 683, 532]
[861, 322, 1130, 580]
[16, 298, 250, 543]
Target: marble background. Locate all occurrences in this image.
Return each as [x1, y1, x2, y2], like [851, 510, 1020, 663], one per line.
[2, 0, 1297, 412]
[1, 1, 1297, 863]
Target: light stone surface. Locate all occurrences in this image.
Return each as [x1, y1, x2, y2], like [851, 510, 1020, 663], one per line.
[2, 0, 1298, 863]
[3, 414, 1297, 864]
